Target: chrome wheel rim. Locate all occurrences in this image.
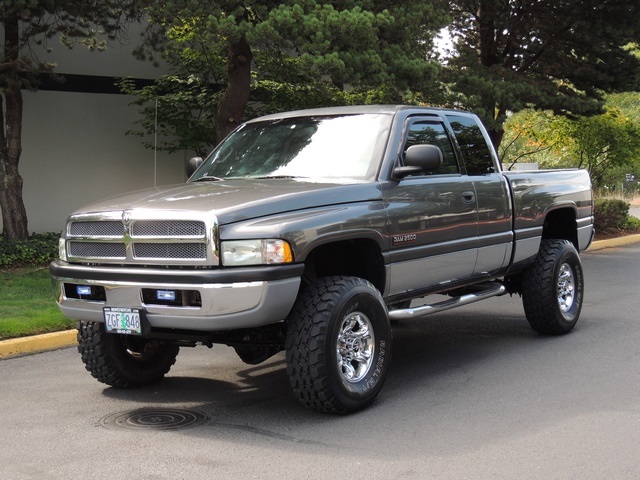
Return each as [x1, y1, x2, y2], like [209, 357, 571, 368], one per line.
[557, 263, 575, 313]
[336, 312, 375, 383]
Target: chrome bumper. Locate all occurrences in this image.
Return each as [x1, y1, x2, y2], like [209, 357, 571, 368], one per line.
[50, 261, 302, 331]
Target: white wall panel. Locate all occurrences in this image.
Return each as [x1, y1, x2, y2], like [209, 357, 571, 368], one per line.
[14, 90, 186, 233]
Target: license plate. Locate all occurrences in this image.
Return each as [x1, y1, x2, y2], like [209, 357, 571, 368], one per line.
[103, 307, 142, 335]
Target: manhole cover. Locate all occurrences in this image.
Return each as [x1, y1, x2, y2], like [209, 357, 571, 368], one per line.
[100, 408, 209, 431]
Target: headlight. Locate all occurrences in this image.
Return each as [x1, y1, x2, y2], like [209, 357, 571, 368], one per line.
[58, 237, 68, 262]
[221, 239, 293, 266]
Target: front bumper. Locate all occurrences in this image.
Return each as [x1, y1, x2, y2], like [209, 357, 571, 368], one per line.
[50, 260, 303, 331]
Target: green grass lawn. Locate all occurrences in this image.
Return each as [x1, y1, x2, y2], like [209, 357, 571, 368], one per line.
[0, 268, 75, 340]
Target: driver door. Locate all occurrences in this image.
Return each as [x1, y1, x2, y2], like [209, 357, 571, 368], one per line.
[384, 118, 479, 296]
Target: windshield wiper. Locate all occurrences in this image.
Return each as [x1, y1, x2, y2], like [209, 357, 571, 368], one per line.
[192, 175, 224, 182]
[253, 175, 306, 180]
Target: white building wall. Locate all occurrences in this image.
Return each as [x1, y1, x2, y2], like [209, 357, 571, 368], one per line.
[1, 22, 191, 234]
[19, 90, 186, 233]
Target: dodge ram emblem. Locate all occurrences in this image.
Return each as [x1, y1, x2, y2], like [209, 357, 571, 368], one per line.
[122, 210, 132, 226]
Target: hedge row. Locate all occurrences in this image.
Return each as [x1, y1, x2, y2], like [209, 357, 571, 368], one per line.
[593, 198, 640, 234]
[0, 233, 60, 269]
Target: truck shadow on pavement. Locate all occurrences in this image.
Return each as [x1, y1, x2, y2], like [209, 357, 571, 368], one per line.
[101, 355, 295, 410]
[98, 297, 564, 418]
[90, 302, 601, 459]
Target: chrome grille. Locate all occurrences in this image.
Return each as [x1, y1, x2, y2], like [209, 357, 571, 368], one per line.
[131, 221, 205, 237]
[65, 214, 216, 266]
[69, 242, 126, 258]
[133, 243, 207, 259]
[70, 221, 124, 236]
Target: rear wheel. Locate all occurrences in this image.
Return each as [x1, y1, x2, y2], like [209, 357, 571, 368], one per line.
[286, 276, 392, 414]
[522, 239, 584, 334]
[77, 320, 179, 388]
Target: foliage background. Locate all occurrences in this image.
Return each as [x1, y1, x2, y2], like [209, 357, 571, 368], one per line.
[2, 1, 640, 242]
[500, 93, 640, 190]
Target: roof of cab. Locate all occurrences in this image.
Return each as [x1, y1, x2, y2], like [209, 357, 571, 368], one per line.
[246, 105, 472, 123]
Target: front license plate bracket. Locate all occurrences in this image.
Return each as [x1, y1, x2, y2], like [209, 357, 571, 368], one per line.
[103, 307, 150, 335]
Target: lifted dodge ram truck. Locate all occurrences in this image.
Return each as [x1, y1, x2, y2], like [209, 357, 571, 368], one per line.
[51, 105, 594, 413]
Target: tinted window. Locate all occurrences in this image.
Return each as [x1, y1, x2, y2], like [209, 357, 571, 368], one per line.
[403, 121, 459, 175]
[446, 115, 495, 175]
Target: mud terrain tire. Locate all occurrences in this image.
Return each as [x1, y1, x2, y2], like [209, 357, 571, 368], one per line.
[286, 276, 392, 413]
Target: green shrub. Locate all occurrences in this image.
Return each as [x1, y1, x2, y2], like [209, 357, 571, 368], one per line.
[624, 215, 640, 231]
[0, 233, 60, 268]
[594, 198, 630, 234]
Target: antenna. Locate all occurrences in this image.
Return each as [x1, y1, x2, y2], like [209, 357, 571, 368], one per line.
[154, 98, 158, 187]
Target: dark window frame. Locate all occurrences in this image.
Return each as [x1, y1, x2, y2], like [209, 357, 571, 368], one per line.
[401, 119, 461, 176]
[445, 114, 496, 175]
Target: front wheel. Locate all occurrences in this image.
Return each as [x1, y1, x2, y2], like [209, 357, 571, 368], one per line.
[286, 276, 392, 414]
[77, 320, 179, 388]
[522, 239, 585, 334]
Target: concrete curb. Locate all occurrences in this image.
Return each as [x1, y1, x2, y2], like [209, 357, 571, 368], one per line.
[0, 329, 77, 360]
[1, 234, 639, 360]
[587, 234, 640, 252]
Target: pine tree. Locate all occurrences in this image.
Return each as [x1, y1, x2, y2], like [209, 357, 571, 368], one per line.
[128, 1, 448, 151]
[444, 0, 640, 149]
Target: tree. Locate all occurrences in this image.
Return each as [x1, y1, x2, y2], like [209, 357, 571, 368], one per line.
[555, 110, 640, 189]
[502, 106, 640, 189]
[499, 109, 562, 170]
[127, 0, 448, 154]
[443, 0, 640, 150]
[0, 1, 136, 240]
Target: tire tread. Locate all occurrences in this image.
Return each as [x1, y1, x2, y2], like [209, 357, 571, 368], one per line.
[522, 239, 583, 334]
[77, 321, 178, 388]
[286, 276, 385, 414]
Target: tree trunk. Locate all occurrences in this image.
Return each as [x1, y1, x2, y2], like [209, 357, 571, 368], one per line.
[0, 16, 29, 241]
[487, 125, 505, 152]
[215, 36, 253, 144]
[478, 0, 498, 67]
[476, 1, 506, 152]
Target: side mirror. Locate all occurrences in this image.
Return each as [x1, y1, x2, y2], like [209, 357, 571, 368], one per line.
[393, 145, 443, 179]
[186, 156, 204, 178]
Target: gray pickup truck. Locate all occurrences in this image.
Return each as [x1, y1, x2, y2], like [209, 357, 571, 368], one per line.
[50, 105, 594, 413]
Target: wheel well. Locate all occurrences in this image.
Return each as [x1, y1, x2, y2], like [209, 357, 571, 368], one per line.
[302, 239, 385, 293]
[541, 208, 578, 249]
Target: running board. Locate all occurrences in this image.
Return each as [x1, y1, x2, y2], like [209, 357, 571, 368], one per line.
[388, 282, 507, 321]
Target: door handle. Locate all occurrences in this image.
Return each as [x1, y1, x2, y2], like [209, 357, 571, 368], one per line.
[461, 191, 475, 204]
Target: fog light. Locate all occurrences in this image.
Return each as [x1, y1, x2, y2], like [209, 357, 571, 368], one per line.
[76, 285, 91, 296]
[157, 290, 176, 301]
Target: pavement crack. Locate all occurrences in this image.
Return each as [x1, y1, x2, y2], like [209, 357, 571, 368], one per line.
[208, 421, 335, 448]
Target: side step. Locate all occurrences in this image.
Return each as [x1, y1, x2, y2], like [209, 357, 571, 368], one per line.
[388, 282, 507, 321]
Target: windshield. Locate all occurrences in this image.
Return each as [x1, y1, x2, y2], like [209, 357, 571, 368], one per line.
[189, 114, 391, 182]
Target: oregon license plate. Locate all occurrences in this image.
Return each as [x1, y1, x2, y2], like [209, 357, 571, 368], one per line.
[103, 307, 142, 335]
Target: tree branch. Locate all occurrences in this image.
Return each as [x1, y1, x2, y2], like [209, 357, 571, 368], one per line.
[505, 145, 553, 170]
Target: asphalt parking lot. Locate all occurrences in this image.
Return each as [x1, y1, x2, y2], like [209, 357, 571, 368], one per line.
[1, 242, 640, 479]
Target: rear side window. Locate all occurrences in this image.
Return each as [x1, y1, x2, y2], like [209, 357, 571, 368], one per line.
[446, 115, 495, 175]
[403, 121, 459, 175]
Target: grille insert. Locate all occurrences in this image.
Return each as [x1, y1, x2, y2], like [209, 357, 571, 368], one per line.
[133, 243, 207, 259]
[68, 242, 126, 258]
[70, 221, 124, 237]
[131, 221, 205, 237]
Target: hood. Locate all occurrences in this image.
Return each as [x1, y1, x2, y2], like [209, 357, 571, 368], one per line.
[72, 178, 382, 224]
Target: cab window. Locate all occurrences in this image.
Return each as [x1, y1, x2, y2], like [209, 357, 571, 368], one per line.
[446, 115, 496, 175]
[403, 121, 459, 175]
